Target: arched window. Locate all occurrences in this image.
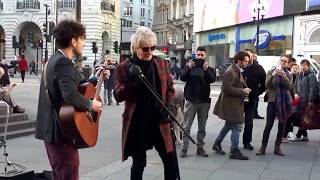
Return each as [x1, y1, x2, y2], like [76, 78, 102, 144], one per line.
[309, 28, 320, 43]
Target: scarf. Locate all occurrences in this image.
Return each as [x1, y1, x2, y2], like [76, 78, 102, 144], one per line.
[273, 68, 292, 124]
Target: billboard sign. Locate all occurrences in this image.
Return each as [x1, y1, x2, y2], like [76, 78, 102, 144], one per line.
[194, 0, 284, 33]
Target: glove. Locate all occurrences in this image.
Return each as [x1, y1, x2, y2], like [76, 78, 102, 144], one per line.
[129, 65, 142, 77]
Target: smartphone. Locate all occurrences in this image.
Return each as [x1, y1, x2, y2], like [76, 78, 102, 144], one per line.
[193, 59, 205, 67]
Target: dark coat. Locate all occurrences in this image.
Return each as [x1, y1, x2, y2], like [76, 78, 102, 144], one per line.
[293, 70, 319, 110]
[213, 64, 247, 124]
[114, 56, 175, 161]
[104, 64, 116, 89]
[35, 51, 96, 144]
[242, 60, 266, 100]
[180, 63, 215, 103]
[0, 64, 12, 87]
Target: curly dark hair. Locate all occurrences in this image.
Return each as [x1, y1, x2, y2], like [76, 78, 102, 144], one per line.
[233, 51, 250, 63]
[53, 20, 86, 49]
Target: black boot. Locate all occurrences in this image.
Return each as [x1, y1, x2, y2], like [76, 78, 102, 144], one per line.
[229, 148, 249, 160]
[212, 143, 226, 155]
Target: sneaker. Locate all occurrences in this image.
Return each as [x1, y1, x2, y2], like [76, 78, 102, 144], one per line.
[282, 138, 288, 143]
[287, 132, 294, 138]
[196, 147, 209, 157]
[212, 144, 226, 155]
[180, 149, 187, 158]
[301, 136, 309, 142]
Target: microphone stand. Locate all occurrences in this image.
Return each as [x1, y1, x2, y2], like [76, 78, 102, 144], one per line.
[135, 72, 195, 180]
[137, 73, 196, 144]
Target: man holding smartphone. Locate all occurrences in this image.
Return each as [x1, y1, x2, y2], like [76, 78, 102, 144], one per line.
[180, 47, 216, 158]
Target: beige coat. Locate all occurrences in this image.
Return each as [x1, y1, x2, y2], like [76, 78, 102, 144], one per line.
[213, 64, 247, 124]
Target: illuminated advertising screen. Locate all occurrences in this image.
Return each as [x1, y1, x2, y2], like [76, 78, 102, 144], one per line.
[238, 0, 284, 24]
[308, 0, 320, 10]
[194, 0, 240, 32]
[194, 0, 284, 33]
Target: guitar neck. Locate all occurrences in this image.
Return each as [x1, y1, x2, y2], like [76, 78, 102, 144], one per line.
[94, 73, 104, 98]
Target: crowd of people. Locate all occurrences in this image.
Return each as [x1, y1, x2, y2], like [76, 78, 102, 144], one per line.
[33, 19, 320, 180]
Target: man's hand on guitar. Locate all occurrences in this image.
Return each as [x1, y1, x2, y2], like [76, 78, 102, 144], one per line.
[92, 98, 103, 112]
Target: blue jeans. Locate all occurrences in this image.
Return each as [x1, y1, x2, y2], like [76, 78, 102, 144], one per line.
[214, 122, 243, 150]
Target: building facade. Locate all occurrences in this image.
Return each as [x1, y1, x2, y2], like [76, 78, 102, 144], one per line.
[0, 0, 120, 68]
[293, 13, 320, 62]
[152, 0, 194, 67]
[120, 0, 154, 57]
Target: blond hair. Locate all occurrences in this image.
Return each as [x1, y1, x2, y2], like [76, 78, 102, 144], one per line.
[130, 26, 157, 54]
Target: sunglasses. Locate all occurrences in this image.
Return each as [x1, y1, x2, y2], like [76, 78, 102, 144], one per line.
[141, 46, 156, 52]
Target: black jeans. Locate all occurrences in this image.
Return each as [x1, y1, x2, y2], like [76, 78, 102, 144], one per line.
[131, 137, 177, 180]
[261, 102, 285, 146]
[243, 97, 258, 145]
[21, 71, 25, 82]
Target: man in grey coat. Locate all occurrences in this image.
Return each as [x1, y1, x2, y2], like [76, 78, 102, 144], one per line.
[212, 51, 251, 160]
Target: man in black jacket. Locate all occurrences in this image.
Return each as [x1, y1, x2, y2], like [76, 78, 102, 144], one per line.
[179, 47, 216, 158]
[242, 49, 266, 150]
[35, 20, 108, 180]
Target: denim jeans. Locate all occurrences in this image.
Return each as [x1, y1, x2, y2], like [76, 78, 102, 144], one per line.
[214, 122, 243, 150]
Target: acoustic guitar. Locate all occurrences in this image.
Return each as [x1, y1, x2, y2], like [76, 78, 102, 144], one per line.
[59, 73, 104, 148]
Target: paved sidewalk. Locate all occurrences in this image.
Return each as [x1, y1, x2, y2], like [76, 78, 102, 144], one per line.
[2, 76, 320, 180]
[2, 100, 320, 180]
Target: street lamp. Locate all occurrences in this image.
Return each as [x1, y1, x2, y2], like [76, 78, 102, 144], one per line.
[44, 4, 50, 63]
[251, 0, 265, 55]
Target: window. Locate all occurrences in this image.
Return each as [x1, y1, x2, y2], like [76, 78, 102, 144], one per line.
[148, 10, 151, 19]
[123, 7, 133, 16]
[140, 22, 145, 26]
[122, 20, 133, 27]
[141, 8, 145, 17]
[141, 0, 145, 4]
[148, 23, 151, 27]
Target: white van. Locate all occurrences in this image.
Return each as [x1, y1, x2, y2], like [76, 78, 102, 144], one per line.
[257, 56, 320, 80]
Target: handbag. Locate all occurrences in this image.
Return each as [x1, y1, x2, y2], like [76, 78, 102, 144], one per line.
[300, 104, 320, 130]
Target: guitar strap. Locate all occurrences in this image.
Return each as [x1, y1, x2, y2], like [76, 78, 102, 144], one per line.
[43, 62, 55, 108]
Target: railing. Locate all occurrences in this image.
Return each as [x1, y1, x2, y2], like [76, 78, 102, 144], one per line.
[16, 0, 40, 10]
[58, 0, 76, 9]
[101, 0, 115, 13]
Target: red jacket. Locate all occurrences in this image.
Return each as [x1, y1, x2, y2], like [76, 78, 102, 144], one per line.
[114, 56, 175, 161]
[18, 58, 28, 72]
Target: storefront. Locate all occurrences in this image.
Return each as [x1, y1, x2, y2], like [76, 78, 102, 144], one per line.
[236, 18, 293, 56]
[197, 27, 236, 67]
[293, 13, 320, 62]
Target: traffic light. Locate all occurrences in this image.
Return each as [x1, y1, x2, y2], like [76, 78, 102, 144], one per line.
[92, 42, 98, 53]
[48, 21, 55, 36]
[43, 22, 47, 37]
[113, 41, 118, 54]
[28, 32, 33, 43]
[39, 39, 43, 48]
[12, 36, 17, 48]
